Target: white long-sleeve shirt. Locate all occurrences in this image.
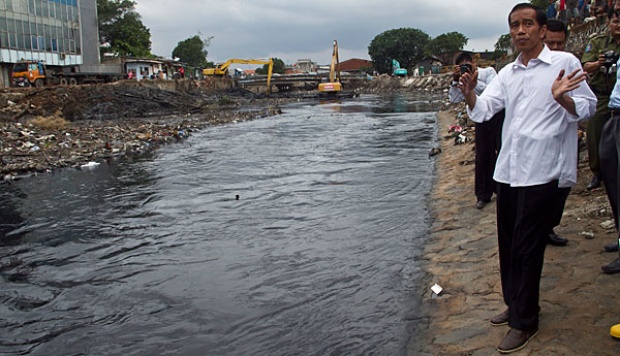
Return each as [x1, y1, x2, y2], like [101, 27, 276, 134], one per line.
[467, 46, 596, 187]
[449, 66, 497, 103]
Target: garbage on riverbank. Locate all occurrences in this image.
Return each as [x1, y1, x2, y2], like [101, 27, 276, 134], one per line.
[0, 82, 285, 179]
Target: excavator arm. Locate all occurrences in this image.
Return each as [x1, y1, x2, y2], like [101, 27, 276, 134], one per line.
[203, 58, 273, 94]
[318, 40, 342, 93]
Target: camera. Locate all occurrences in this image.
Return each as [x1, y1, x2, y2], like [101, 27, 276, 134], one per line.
[601, 50, 620, 74]
[603, 51, 619, 66]
[459, 63, 472, 74]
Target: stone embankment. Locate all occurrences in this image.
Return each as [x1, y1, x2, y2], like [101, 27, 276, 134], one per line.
[364, 73, 452, 94]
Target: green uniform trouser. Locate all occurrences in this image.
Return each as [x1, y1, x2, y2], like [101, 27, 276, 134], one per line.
[588, 94, 611, 176]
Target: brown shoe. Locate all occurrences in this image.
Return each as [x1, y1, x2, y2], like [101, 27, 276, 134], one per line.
[490, 308, 509, 326]
[497, 328, 538, 354]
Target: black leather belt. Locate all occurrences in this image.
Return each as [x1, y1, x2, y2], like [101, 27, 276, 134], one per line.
[611, 109, 620, 117]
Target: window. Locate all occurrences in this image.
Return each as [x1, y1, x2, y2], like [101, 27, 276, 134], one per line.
[41, 1, 49, 17]
[13, 62, 27, 72]
[51, 38, 57, 51]
[0, 32, 7, 48]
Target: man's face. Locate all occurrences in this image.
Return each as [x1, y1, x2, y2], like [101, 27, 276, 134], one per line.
[509, 8, 546, 54]
[545, 31, 567, 51]
[610, 13, 620, 39]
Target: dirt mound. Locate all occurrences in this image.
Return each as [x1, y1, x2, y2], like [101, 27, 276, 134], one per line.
[0, 81, 284, 177]
[2, 81, 273, 122]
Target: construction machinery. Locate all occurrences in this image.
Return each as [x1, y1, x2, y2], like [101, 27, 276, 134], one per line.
[318, 40, 342, 94]
[203, 58, 273, 94]
[12, 60, 125, 87]
[392, 59, 407, 77]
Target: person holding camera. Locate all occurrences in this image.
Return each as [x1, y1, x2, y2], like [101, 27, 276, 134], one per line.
[449, 53, 505, 210]
[459, 3, 596, 352]
[581, 8, 620, 192]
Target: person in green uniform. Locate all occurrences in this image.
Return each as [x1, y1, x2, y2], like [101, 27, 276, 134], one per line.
[581, 8, 620, 191]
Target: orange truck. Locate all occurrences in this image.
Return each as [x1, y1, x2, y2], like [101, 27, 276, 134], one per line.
[12, 60, 125, 87]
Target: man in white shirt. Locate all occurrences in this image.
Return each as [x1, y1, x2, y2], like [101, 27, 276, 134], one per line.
[449, 52, 504, 210]
[459, 3, 596, 353]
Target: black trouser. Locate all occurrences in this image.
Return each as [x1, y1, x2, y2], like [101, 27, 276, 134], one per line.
[600, 112, 620, 252]
[587, 94, 610, 176]
[496, 180, 559, 331]
[475, 110, 504, 202]
[549, 187, 571, 233]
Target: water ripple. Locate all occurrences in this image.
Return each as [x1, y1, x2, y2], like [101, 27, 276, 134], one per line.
[0, 93, 439, 355]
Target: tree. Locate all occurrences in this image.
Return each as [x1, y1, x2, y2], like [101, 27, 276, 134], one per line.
[493, 33, 512, 58]
[368, 28, 431, 74]
[529, 0, 548, 9]
[172, 35, 211, 68]
[256, 58, 286, 75]
[424, 32, 468, 58]
[97, 0, 152, 58]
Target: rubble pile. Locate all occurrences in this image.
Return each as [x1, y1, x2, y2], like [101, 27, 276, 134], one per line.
[363, 73, 452, 94]
[0, 82, 283, 179]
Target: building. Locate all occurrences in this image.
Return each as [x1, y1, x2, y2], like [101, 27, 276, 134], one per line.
[285, 58, 317, 74]
[0, 0, 101, 87]
[338, 58, 373, 74]
[415, 56, 444, 76]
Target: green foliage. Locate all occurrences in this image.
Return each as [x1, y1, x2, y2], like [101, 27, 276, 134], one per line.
[172, 35, 212, 68]
[495, 33, 512, 52]
[368, 28, 431, 74]
[97, 0, 152, 58]
[424, 32, 468, 57]
[256, 58, 286, 75]
[493, 33, 512, 59]
[529, 0, 548, 9]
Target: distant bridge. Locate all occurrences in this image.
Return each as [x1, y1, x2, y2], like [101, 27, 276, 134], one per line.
[237, 73, 368, 92]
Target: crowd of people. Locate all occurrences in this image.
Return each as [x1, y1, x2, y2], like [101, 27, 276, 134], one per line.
[450, 1, 620, 353]
[546, 0, 612, 26]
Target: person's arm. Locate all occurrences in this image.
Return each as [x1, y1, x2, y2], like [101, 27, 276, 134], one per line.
[583, 53, 605, 74]
[552, 65, 597, 119]
[581, 39, 602, 74]
[449, 85, 464, 103]
[476, 67, 497, 94]
[552, 69, 585, 115]
[449, 66, 464, 103]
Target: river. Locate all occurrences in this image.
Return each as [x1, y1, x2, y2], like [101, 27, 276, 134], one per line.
[0, 93, 441, 356]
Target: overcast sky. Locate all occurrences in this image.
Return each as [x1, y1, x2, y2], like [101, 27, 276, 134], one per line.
[136, 0, 524, 66]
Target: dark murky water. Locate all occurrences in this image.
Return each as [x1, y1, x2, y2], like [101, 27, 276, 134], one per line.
[0, 93, 440, 356]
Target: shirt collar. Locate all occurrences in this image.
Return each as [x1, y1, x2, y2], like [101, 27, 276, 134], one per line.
[513, 45, 552, 68]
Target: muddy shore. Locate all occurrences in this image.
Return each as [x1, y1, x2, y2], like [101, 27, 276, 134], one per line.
[0, 81, 287, 178]
[408, 109, 620, 355]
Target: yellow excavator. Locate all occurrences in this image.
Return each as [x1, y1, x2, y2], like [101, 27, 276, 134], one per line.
[203, 58, 273, 94]
[318, 40, 342, 94]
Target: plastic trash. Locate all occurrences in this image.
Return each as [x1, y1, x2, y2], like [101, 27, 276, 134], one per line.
[80, 161, 100, 169]
[431, 283, 443, 296]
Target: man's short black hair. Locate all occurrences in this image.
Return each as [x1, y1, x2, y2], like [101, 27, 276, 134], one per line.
[547, 19, 568, 36]
[454, 52, 473, 65]
[509, 3, 547, 27]
[609, 7, 620, 20]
